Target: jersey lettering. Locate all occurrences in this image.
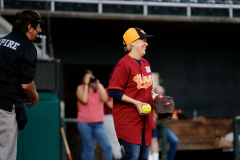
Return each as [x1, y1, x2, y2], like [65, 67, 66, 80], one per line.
[3, 39, 9, 46]
[12, 43, 20, 50]
[0, 39, 20, 50]
[0, 39, 6, 46]
[6, 40, 15, 48]
[133, 74, 152, 89]
[145, 66, 151, 73]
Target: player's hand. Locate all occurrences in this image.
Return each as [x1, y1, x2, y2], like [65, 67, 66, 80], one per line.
[96, 79, 100, 85]
[96, 79, 102, 89]
[25, 92, 39, 108]
[23, 96, 32, 103]
[151, 90, 158, 100]
[134, 101, 149, 116]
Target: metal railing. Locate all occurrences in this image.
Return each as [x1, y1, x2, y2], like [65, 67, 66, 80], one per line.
[233, 116, 240, 160]
[2, 0, 240, 18]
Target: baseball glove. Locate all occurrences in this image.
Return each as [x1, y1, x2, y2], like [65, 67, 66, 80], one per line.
[154, 95, 175, 123]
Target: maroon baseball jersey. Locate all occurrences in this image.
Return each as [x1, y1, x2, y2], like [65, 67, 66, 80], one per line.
[108, 54, 153, 146]
[104, 87, 113, 114]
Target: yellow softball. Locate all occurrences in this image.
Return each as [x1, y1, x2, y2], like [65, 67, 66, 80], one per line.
[141, 104, 151, 114]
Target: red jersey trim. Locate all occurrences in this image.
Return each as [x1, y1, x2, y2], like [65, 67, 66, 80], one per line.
[127, 54, 141, 69]
[108, 86, 124, 90]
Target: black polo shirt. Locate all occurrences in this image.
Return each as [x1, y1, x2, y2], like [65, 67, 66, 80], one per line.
[0, 29, 37, 111]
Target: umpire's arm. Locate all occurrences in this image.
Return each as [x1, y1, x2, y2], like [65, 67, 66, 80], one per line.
[21, 81, 39, 108]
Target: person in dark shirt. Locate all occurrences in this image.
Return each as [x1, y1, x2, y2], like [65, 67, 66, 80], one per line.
[0, 9, 43, 160]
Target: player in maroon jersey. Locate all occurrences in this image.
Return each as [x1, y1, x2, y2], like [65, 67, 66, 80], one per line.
[108, 27, 157, 160]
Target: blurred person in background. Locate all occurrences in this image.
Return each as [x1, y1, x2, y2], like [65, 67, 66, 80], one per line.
[104, 73, 123, 160]
[76, 70, 112, 160]
[148, 109, 159, 160]
[154, 86, 179, 160]
[0, 9, 42, 160]
[176, 109, 186, 119]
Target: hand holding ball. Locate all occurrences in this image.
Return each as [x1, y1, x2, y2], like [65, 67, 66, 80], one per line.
[141, 104, 151, 114]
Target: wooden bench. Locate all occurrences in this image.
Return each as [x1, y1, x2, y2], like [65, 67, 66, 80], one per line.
[166, 118, 240, 150]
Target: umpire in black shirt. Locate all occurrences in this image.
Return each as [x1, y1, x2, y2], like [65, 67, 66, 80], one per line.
[0, 9, 43, 159]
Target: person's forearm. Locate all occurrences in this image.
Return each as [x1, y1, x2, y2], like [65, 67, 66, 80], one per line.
[121, 94, 139, 105]
[97, 83, 108, 102]
[121, 94, 149, 115]
[99, 91, 108, 102]
[80, 85, 89, 104]
[105, 101, 113, 109]
[21, 81, 38, 99]
[21, 81, 39, 107]
[151, 90, 158, 100]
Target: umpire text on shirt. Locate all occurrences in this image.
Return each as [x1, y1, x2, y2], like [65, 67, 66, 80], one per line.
[0, 9, 43, 160]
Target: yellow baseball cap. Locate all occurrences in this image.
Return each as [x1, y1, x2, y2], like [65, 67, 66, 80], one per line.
[123, 27, 154, 46]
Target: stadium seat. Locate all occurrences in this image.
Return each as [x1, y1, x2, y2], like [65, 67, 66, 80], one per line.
[215, 0, 224, 4]
[233, 9, 240, 16]
[4, 1, 50, 10]
[103, 5, 115, 13]
[206, 8, 214, 15]
[190, 0, 198, 3]
[55, 2, 97, 12]
[171, 7, 180, 14]
[115, 5, 123, 12]
[13, 1, 22, 9]
[224, 0, 233, 4]
[233, 1, 240, 4]
[161, 0, 171, 2]
[191, 8, 208, 16]
[207, 0, 215, 4]
[134, 6, 142, 13]
[103, 4, 143, 14]
[180, 0, 189, 3]
[198, 0, 208, 3]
